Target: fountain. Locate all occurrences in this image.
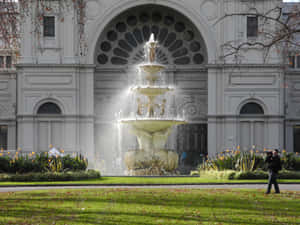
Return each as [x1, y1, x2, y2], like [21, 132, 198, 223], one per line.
[119, 34, 187, 175]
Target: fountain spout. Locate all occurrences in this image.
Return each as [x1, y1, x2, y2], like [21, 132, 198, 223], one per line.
[149, 33, 155, 43]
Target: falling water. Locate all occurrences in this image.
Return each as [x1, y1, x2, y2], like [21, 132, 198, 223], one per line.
[116, 33, 187, 176]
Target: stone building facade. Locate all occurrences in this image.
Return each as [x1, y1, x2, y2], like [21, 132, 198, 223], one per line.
[0, 0, 299, 174]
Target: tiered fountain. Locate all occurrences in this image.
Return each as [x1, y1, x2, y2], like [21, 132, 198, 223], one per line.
[120, 34, 186, 175]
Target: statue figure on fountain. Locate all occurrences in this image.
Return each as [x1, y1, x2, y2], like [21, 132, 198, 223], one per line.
[160, 99, 166, 116]
[144, 34, 157, 63]
[145, 97, 159, 117]
[136, 98, 143, 116]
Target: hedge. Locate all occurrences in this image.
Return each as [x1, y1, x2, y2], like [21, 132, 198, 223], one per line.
[200, 170, 300, 180]
[0, 170, 101, 182]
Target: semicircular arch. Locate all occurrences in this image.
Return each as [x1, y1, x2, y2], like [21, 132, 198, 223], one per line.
[33, 98, 65, 115]
[86, 0, 217, 65]
[236, 98, 268, 115]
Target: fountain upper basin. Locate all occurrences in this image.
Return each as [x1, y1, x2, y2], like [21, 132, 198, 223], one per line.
[131, 86, 173, 97]
[139, 63, 165, 75]
[120, 119, 186, 133]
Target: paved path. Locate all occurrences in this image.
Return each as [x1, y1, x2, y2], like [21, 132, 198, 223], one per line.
[0, 184, 300, 192]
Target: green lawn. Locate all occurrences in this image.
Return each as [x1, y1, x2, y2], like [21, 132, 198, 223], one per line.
[0, 176, 300, 186]
[0, 188, 299, 224]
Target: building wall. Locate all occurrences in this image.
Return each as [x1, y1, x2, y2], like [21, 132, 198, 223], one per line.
[16, 64, 94, 167]
[0, 0, 297, 172]
[0, 70, 16, 150]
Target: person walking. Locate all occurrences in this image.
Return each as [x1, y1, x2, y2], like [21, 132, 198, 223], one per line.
[265, 149, 282, 194]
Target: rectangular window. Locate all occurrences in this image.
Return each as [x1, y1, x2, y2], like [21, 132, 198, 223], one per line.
[11, 22, 16, 34]
[6, 56, 11, 68]
[247, 16, 258, 38]
[0, 56, 4, 68]
[297, 56, 300, 69]
[43, 16, 55, 37]
[0, 125, 8, 150]
[294, 126, 300, 153]
[289, 56, 295, 68]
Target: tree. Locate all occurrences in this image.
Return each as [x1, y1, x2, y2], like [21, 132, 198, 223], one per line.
[216, 3, 300, 64]
[0, 0, 86, 55]
[0, 0, 18, 49]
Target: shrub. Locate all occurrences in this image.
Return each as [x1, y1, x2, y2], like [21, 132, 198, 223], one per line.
[232, 170, 300, 180]
[199, 150, 300, 174]
[62, 155, 87, 171]
[0, 156, 10, 173]
[190, 170, 200, 176]
[200, 170, 236, 180]
[0, 170, 101, 182]
[200, 151, 265, 172]
[281, 152, 300, 171]
[0, 152, 88, 174]
[294, 157, 300, 170]
[233, 170, 268, 180]
[277, 170, 300, 179]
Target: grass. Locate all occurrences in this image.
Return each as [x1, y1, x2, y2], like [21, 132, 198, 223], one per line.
[0, 188, 299, 224]
[0, 176, 300, 186]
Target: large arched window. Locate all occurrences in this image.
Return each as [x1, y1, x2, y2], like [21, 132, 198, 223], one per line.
[95, 4, 207, 66]
[37, 102, 62, 115]
[240, 102, 264, 115]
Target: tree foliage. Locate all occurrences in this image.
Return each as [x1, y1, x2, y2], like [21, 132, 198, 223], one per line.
[0, 0, 86, 54]
[216, 3, 300, 61]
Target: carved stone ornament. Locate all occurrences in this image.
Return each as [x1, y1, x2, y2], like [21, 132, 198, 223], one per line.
[201, 0, 218, 21]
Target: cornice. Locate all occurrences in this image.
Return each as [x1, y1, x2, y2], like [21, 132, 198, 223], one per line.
[16, 64, 96, 69]
[95, 66, 208, 73]
[285, 70, 300, 76]
[0, 70, 17, 75]
[17, 114, 95, 119]
[206, 64, 285, 69]
[207, 114, 285, 119]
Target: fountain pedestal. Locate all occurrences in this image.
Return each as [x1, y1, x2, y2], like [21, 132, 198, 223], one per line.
[122, 119, 185, 175]
[124, 149, 179, 176]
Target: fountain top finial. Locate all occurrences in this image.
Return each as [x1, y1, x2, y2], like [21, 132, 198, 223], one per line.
[148, 33, 156, 43]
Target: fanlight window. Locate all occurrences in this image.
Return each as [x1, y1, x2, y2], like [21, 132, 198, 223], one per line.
[240, 102, 264, 115]
[37, 102, 62, 115]
[95, 5, 207, 66]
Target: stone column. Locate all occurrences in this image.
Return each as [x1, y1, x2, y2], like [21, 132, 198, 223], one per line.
[78, 65, 95, 169]
[207, 66, 219, 157]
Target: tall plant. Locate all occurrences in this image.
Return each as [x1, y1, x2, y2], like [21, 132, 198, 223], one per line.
[235, 151, 256, 172]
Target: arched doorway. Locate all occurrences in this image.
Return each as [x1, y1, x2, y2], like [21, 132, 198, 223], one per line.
[239, 102, 265, 150]
[94, 5, 208, 174]
[35, 102, 64, 152]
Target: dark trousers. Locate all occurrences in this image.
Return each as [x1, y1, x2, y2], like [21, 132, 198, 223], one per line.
[266, 171, 280, 193]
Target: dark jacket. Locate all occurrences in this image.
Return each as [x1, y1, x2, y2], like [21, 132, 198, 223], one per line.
[265, 155, 282, 173]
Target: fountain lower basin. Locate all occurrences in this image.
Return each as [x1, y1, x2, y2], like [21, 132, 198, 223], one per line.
[124, 149, 179, 176]
[121, 119, 186, 133]
[121, 119, 186, 175]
